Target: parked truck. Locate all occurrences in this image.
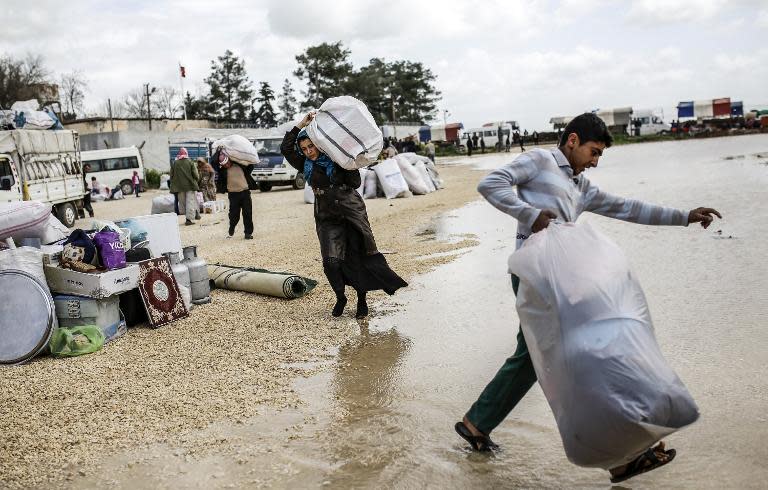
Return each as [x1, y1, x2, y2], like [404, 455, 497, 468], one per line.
[0, 129, 86, 227]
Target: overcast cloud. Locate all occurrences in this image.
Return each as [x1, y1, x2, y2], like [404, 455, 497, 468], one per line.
[1, 0, 765, 130]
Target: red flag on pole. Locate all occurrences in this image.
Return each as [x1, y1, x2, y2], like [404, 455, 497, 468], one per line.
[180, 66, 186, 78]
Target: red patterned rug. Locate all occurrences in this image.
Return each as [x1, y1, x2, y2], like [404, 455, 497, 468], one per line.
[137, 257, 188, 328]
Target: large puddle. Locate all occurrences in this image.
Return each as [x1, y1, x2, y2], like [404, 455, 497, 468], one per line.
[75, 134, 768, 489]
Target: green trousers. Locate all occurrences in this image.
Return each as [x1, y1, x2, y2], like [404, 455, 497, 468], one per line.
[465, 274, 538, 435]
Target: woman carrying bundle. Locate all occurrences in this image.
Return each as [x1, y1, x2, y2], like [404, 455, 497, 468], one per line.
[281, 112, 407, 318]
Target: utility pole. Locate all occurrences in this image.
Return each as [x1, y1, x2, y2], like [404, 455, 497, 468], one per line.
[144, 83, 156, 130]
[107, 98, 114, 132]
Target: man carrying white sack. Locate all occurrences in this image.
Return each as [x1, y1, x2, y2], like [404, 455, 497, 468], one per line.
[454, 112, 721, 483]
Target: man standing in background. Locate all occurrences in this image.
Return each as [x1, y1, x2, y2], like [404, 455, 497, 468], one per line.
[169, 148, 199, 226]
[426, 140, 436, 163]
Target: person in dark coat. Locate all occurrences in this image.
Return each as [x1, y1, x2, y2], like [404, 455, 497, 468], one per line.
[281, 112, 407, 318]
[480, 137, 486, 154]
[466, 136, 473, 157]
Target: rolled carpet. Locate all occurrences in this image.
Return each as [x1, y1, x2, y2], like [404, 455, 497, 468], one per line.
[207, 264, 318, 299]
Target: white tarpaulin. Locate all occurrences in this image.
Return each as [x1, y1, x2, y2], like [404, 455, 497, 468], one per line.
[306, 96, 383, 170]
[508, 223, 699, 469]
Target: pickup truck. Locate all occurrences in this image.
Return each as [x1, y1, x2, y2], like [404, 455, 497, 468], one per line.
[250, 136, 305, 192]
[0, 129, 86, 227]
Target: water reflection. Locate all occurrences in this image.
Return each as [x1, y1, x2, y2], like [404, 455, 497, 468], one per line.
[321, 322, 412, 487]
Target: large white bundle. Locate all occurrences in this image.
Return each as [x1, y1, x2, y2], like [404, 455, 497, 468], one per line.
[363, 168, 378, 199]
[413, 161, 436, 192]
[508, 223, 699, 469]
[0, 201, 55, 242]
[395, 155, 430, 195]
[306, 96, 383, 170]
[10, 100, 38, 113]
[356, 168, 367, 196]
[212, 134, 260, 165]
[372, 159, 408, 199]
[303, 182, 314, 204]
[151, 194, 176, 214]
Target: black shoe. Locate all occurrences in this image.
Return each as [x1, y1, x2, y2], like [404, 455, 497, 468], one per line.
[185, 219, 194, 226]
[355, 300, 369, 319]
[244, 234, 253, 240]
[228, 226, 234, 237]
[332, 295, 347, 317]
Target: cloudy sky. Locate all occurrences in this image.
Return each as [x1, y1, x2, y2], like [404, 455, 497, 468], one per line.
[2, 0, 766, 130]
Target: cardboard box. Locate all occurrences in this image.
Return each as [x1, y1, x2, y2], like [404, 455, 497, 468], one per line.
[44, 264, 139, 299]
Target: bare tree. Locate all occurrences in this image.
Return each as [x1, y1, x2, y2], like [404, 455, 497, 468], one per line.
[59, 70, 88, 121]
[0, 53, 51, 108]
[152, 86, 181, 118]
[95, 98, 127, 118]
[122, 88, 149, 118]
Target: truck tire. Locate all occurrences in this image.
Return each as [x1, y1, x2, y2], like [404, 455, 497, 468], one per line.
[292, 173, 306, 190]
[120, 179, 133, 196]
[258, 182, 273, 192]
[56, 202, 77, 228]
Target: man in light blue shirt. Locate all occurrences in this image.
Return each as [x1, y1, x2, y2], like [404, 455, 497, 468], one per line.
[455, 113, 721, 484]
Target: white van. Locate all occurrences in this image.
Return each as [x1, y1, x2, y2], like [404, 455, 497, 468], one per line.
[81, 147, 144, 196]
[632, 110, 671, 136]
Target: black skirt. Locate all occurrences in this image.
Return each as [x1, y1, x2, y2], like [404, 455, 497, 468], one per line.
[314, 187, 407, 294]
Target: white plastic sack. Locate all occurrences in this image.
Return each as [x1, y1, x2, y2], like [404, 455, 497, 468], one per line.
[112, 190, 124, 200]
[159, 174, 171, 190]
[395, 155, 430, 195]
[40, 215, 68, 244]
[508, 223, 699, 469]
[212, 135, 260, 165]
[356, 168, 367, 196]
[425, 161, 444, 189]
[372, 159, 409, 199]
[151, 194, 175, 214]
[303, 182, 315, 204]
[10, 99, 39, 113]
[0, 201, 53, 242]
[306, 96, 383, 170]
[414, 161, 437, 193]
[21, 111, 56, 130]
[363, 167, 378, 199]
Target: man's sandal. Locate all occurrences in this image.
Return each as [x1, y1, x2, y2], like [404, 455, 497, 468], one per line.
[610, 443, 676, 484]
[454, 421, 499, 452]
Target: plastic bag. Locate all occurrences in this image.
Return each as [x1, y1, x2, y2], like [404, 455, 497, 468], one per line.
[356, 168, 367, 196]
[507, 223, 699, 469]
[212, 134, 260, 165]
[372, 158, 409, 199]
[114, 218, 149, 245]
[306, 96, 383, 170]
[303, 182, 314, 204]
[92, 230, 126, 270]
[49, 325, 105, 357]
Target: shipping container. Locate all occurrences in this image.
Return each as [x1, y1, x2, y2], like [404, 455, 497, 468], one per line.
[677, 101, 694, 118]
